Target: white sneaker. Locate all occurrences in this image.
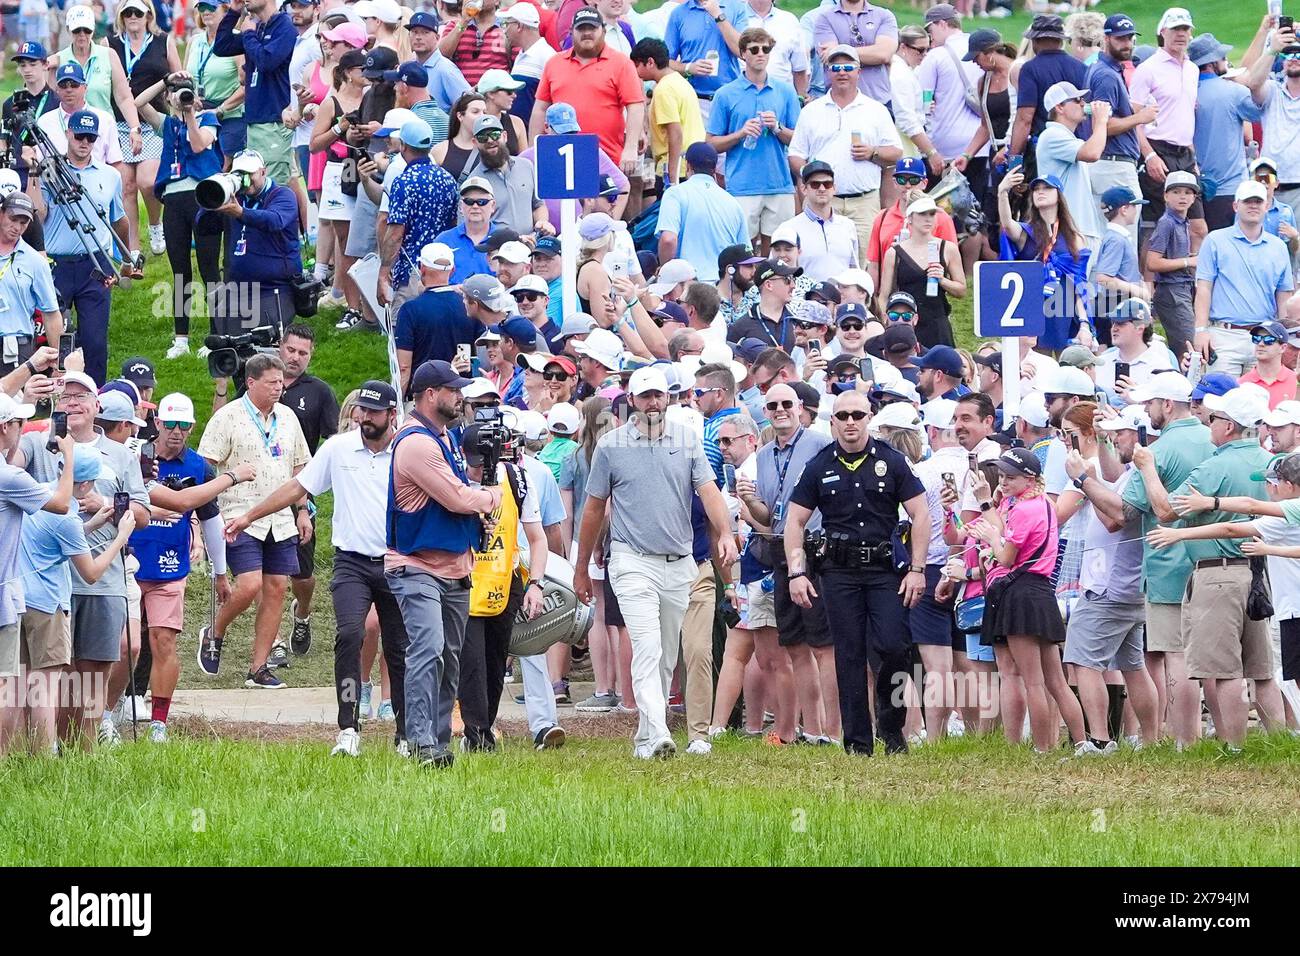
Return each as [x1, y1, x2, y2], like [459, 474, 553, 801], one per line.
[148, 720, 168, 743]
[196, 345, 211, 359]
[947, 712, 966, 737]
[165, 338, 190, 359]
[98, 716, 122, 748]
[331, 727, 361, 757]
[395, 739, 411, 758]
[650, 737, 677, 759]
[685, 739, 711, 755]
[122, 695, 149, 721]
[148, 223, 166, 256]
[706, 725, 727, 740]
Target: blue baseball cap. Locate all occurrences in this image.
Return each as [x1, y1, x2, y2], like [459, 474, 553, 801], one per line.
[732, 337, 769, 364]
[1191, 372, 1238, 402]
[63, 448, 102, 483]
[1100, 185, 1148, 211]
[1251, 320, 1289, 341]
[1108, 298, 1153, 324]
[532, 235, 561, 258]
[398, 117, 433, 149]
[489, 315, 539, 345]
[895, 156, 927, 179]
[55, 61, 86, 85]
[411, 360, 474, 393]
[836, 303, 870, 324]
[915, 344, 964, 377]
[1030, 173, 1065, 192]
[383, 60, 429, 88]
[406, 11, 437, 29]
[12, 41, 46, 61]
[597, 174, 620, 198]
[1103, 13, 1139, 36]
[545, 102, 580, 134]
[67, 110, 99, 137]
[684, 141, 718, 172]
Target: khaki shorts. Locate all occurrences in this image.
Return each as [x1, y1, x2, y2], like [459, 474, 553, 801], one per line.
[1144, 600, 1185, 653]
[1182, 563, 1273, 680]
[743, 579, 778, 630]
[736, 192, 796, 240]
[832, 191, 881, 267]
[19, 607, 71, 670]
[0, 622, 18, 677]
[139, 578, 186, 632]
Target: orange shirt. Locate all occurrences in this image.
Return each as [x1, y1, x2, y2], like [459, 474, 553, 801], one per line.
[384, 425, 501, 580]
[536, 46, 645, 164]
[1240, 365, 1298, 409]
[866, 201, 959, 265]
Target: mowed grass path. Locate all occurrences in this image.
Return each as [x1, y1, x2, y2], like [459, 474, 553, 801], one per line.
[4, 732, 1300, 865]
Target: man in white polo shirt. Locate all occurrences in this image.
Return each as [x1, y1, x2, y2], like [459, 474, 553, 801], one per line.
[224, 381, 408, 757]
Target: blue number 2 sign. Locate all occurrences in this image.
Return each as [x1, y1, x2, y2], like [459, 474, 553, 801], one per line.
[974, 261, 1046, 338]
[534, 133, 601, 201]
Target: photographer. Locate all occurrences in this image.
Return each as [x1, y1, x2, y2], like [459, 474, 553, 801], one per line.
[0, 193, 62, 380]
[136, 70, 223, 362]
[25, 110, 129, 389]
[198, 148, 301, 406]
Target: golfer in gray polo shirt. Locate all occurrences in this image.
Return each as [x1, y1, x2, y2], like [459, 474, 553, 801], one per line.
[575, 366, 737, 760]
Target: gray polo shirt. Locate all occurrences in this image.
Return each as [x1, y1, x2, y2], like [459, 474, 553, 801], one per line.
[755, 427, 831, 535]
[585, 418, 713, 557]
[459, 154, 543, 236]
[21, 430, 149, 597]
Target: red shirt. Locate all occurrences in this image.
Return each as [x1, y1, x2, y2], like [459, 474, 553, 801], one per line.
[865, 201, 959, 265]
[536, 46, 645, 164]
[439, 19, 510, 88]
[514, 0, 557, 46]
[1240, 365, 1298, 409]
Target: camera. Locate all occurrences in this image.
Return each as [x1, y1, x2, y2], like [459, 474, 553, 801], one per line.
[167, 76, 198, 107]
[160, 474, 198, 491]
[195, 171, 249, 210]
[203, 325, 278, 385]
[468, 406, 517, 484]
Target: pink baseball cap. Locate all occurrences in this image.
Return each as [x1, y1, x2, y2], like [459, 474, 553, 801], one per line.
[322, 22, 369, 49]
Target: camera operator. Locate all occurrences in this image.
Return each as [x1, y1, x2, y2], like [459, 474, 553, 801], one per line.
[25, 110, 129, 389]
[0, 192, 62, 379]
[386, 359, 502, 769]
[198, 148, 301, 406]
[136, 70, 224, 362]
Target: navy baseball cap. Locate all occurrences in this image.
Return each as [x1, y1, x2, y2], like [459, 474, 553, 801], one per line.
[12, 41, 46, 61]
[67, 110, 99, 137]
[363, 47, 400, 79]
[1252, 320, 1289, 341]
[411, 360, 473, 393]
[732, 337, 769, 364]
[489, 315, 539, 345]
[684, 141, 718, 172]
[1100, 185, 1148, 211]
[55, 61, 86, 85]
[895, 156, 927, 179]
[652, 301, 688, 326]
[532, 236, 561, 258]
[963, 28, 1001, 60]
[836, 303, 870, 324]
[915, 344, 964, 377]
[384, 60, 429, 87]
[1191, 372, 1238, 401]
[800, 159, 834, 182]
[1103, 13, 1139, 36]
[718, 244, 763, 276]
[406, 11, 437, 29]
[806, 281, 841, 304]
[597, 174, 620, 199]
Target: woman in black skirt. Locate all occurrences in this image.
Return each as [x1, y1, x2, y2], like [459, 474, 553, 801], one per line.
[965, 447, 1089, 754]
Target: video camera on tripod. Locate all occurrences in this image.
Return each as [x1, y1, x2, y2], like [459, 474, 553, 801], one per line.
[203, 325, 279, 387]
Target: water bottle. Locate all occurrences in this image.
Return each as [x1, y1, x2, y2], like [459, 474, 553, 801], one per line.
[1271, 0, 1284, 21]
[926, 239, 940, 297]
[742, 113, 760, 150]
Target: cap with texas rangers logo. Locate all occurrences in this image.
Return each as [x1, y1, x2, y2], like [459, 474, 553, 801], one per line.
[55, 61, 86, 85]
[67, 110, 100, 137]
[355, 380, 398, 410]
[12, 41, 46, 61]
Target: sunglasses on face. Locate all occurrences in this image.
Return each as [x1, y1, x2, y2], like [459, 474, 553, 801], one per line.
[765, 399, 795, 411]
[886, 311, 914, 322]
[122, 8, 146, 17]
[1253, 334, 1281, 345]
[839, 320, 864, 332]
[904, 44, 928, 54]
[469, 400, 501, 410]
[1043, 392, 1068, 404]
[895, 174, 924, 186]
[71, 27, 93, 34]
[834, 371, 859, 383]
[542, 370, 571, 381]
[692, 387, 725, 398]
[513, 291, 542, 302]
[807, 179, 835, 190]
[72, 133, 97, 142]
[718, 435, 746, 447]
[833, 409, 868, 421]
[58, 80, 81, 89]
[794, 320, 821, 331]
[1208, 413, 1233, 425]
[161, 420, 193, 431]
[462, 197, 491, 207]
[1256, 172, 1278, 183]
[746, 44, 772, 54]
[828, 63, 857, 73]
[476, 130, 504, 142]
[1282, 52, 1300, 60]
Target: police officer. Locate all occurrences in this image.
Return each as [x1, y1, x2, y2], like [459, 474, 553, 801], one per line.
[26, 110, 129, 387]
[0, 191, 62, 379]
[782, 389, 931, 755]
[385, 360, 501, 768]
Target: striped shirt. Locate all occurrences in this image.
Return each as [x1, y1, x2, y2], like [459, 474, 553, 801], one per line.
[439, 19, 509, 88]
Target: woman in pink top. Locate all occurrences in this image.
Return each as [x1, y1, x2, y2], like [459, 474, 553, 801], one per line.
[965, 446, 1088, 754]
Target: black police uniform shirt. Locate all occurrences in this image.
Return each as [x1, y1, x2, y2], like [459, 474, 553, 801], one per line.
[789, 438, 925, 546]
[726, 303, 797, 352]
[282, 373, 339, 454]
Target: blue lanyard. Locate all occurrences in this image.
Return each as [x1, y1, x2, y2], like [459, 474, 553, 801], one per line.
[123, 35, 152, 78]
[241, 395, 280, 456]
[772, 427, 804, 501]
[196, 39, 215, 84]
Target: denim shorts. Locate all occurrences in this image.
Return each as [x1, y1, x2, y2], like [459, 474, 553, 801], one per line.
[227, 531, 300, 577]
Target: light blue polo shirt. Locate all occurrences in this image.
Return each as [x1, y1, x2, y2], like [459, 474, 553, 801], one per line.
[707, 75, 801, 196]
[1193, 73, 1263, 200]
[42, 160, 125, 258]
[1196, 221, 1294, 327]
[418, 50, 473, 114]
[655, 173, 749, 282]
[0, 240, 60, 338]
[664, 0, 740, 98]
[1265, 198, 1298, 243]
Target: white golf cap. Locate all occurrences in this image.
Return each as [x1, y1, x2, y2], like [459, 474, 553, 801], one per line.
[1202, 387, 1268, 427]
[156, 392, 196, 423]
[647, 259, 696, 295]
[492, 241, 533, 265]
[230, 149, 266, 174]
[869, 401, 924, 434]
[419, 242, 456, 269]
[60, 371, 99, 396]
[462, 377, 500, 399]
[770, 221, 800, 247]
[515, 409, 549, 441]
[873, 378, 920, 404]
[1157, 7, 1193, 32]
[698, 341, 747, 389]
[919, 397, 957, 430]
[499, 2, 540, 27]
[1127, 372, 1193, 404]
[0, 390, 36, 424]
[355, 0, 402, 23]
[65, 5, 95, 32]
[1041, 365, 1095, 398]
[572, 327, 624, 370]
[0, 169, 20, 197]
[1097, 404, 1156, 434]
[1235, 180, 1268, 203]
[510, 274, 549, 296]
[834, 268, 875, 296]
[546, 402, 581, 435]
[1017, 391, 1050, 428]
[1043, 81, 1090, 114]
[1264, 400, 1300, 428]
[1251, 156, 1279, 176]
[905, 195, 939, 217]
[629, 367, 670, 395]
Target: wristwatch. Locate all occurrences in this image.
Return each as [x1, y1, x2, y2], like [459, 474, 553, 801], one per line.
[787, 570, 807, 581]
[908, 565, 924, 574]
[714, 13, 725, 21]
[979, 500, 993, 512]
[1072, 473, 1088, 491]
[527, 580, 543, 592]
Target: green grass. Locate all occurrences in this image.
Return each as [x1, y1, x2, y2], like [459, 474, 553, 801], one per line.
[4, 731, 1300, 865]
